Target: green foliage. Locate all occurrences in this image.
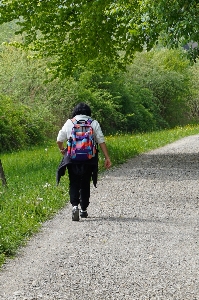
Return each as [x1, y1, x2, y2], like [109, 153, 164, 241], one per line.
[152, 48, 191, 73]
[0, 94, 55, 152]
[1, 22, 199, 148]
[76, 71, 128, 134]
[0, 1, 198, 77]
[0, 21, 17, 45]
[146, 1, 199, 61]
[125, 86, 167, 132]
[75, 69, 166, 133]
[0, 43, 50, 104]
[127, 49, 193, 127]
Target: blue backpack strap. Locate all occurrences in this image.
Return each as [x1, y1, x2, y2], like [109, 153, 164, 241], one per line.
[71, 117, 77, 125]
[67, 118, 78, 159]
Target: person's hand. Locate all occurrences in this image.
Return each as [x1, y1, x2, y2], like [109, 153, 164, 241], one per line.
[60, 149, 65, 155]
[104, 158, 111, 169]
[99, 143, 111, 168]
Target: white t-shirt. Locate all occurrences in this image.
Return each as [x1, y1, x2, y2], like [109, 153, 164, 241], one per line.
[56, 115, 105, 144]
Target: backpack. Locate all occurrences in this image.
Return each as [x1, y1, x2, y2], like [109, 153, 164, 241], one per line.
[67, 118, 97, 161]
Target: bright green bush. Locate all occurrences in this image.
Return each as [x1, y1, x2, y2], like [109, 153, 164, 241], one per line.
[124, 84, 168, 132]
[128, 49, 193, 127]
[0, 94, 55, 152]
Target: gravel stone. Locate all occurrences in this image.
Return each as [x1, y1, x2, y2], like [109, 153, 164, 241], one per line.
[1, 135, 199, 299]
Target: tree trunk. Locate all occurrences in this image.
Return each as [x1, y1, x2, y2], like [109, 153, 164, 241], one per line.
[0, 159, 7, 186]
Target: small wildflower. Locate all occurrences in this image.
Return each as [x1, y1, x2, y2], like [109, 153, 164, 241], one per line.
[43, 183, 51, 188]
[37, 197, 43, 201]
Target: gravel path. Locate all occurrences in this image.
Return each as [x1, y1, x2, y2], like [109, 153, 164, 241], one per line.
[1, 135, 199, 300]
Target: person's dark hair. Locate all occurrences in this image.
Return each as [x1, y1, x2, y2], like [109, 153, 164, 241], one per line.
[72, 103, 91, 117]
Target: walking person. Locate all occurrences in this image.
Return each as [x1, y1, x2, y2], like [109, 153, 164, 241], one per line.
[56, 103, 111, 221]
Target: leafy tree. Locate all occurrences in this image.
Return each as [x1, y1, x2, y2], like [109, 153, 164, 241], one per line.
[0, 0, 198, 77]
[127, 49, 192, 127]
[146, 1, 199, 58]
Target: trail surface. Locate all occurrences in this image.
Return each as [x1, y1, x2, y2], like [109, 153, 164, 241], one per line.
[1, 135, 199, 300]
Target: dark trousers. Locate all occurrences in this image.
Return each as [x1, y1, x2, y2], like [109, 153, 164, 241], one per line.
[67, 164, 93, 211]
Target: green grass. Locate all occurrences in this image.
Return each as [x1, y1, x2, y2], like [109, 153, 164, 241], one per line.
[1, 124, 199, 267]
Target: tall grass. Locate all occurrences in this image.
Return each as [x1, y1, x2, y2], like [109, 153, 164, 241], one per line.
[1, 125, 199, 267]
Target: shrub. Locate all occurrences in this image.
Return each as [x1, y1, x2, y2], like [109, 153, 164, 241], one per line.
[128, 49, 192, 127]
[0, 94, 55, 152]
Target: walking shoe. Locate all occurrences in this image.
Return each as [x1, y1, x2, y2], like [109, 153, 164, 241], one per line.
[72, 206, 79, 221]
[80, 210, 88, 218]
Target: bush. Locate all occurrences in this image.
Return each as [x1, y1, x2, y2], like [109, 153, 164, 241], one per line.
[127, 49, 192, 127]
[0, 94, 55, 152]
[75, 69, 165, 133]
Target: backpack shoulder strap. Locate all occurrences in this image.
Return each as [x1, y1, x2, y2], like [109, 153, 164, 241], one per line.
[86, 118, 93, 125]
[71, 117, 77, 125]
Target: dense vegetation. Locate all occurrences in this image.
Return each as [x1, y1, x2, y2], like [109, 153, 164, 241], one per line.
[1, 22, 199, 152]
[0, 1, 198, 76]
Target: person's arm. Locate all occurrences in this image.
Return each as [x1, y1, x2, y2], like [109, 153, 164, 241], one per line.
[57, 141, 65, 155]
[99, 142, 111, 169]
[56, 119, 72, 155]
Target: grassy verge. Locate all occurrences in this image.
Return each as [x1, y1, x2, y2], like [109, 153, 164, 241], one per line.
[1, 124, 199, 267]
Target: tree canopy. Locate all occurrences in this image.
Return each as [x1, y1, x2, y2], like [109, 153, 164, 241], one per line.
[0, 0, 199, 77]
